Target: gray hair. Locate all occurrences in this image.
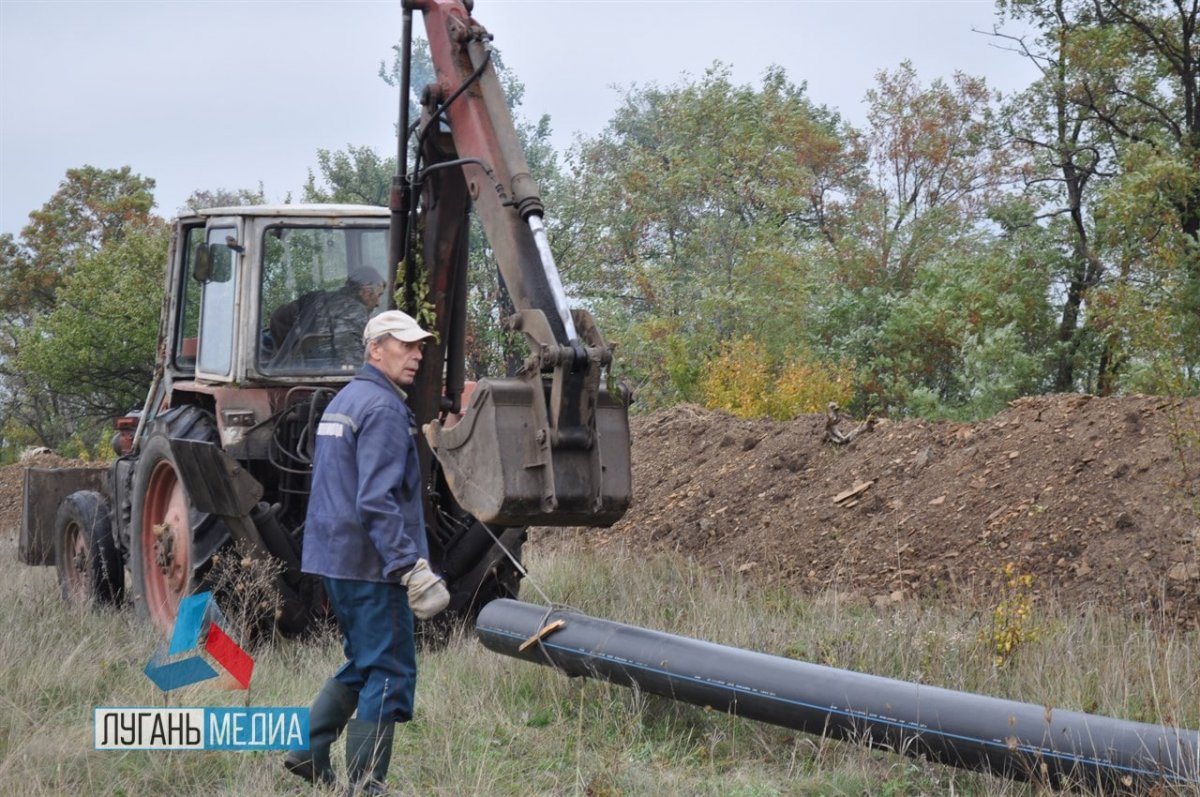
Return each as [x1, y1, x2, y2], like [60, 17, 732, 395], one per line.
[363, 333, 391, 362]
[346, 266, 386, 288]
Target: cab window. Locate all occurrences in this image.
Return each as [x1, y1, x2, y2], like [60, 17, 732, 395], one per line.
[172, 225, 205, 371]
[258, 225, 388, 374]
[196, 227, 239, 376]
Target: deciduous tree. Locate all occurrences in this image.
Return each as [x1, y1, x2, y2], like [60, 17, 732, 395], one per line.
[0, 166, 161, 452]
[850, 61, 1014, 288]
[808, 63, 1038, 415]
[180, 186, 266, 214]
[563, 64, 858, 406]
[21, 165, 155, 276]
[998, 0, 1200, 394]
[995, 0, 1116, 391]
[13, 223, 168, 423]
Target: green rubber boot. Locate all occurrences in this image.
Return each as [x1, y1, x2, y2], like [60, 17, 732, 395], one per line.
[284, 678, 358, 784]
[343, 718, 396, 796]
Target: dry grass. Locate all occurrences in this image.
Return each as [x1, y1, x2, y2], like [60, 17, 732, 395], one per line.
[0, 534, 1196, 796]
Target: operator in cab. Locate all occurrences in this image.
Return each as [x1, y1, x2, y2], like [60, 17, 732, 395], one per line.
[268, 266, 387, 368]
[285, 310, 450, 793]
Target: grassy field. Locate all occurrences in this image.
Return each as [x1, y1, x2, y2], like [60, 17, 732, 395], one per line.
[1, 537, 1197, 796]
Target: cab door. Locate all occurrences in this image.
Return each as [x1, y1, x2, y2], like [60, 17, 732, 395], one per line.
[193, 218, 244, 383]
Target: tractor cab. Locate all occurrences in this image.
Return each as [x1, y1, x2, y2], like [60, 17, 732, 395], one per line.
[166, 205, 391, 389]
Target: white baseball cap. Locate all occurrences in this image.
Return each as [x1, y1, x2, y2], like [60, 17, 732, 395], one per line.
[363, 310, 435, 345]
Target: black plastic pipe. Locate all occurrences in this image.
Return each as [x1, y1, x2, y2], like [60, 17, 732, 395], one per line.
[476, 599, 1199, 792]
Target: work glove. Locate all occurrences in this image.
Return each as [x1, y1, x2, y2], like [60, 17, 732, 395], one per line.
[401, 558, 450, 619]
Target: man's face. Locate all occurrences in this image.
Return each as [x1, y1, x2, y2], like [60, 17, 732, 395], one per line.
[358, 282, 385, 312]
[369, 335, 424, 386]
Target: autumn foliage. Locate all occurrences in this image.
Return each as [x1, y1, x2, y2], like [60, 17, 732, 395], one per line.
[4, 0, 1200, 457]
[699, 338, 854, 420]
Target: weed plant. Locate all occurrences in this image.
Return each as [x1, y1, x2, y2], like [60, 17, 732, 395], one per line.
[0, 536, 1196, 796]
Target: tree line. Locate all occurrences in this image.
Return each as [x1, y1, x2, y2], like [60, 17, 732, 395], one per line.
[1, 0, 1197, 458]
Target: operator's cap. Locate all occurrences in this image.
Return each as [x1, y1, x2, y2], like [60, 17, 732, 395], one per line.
[364, 310, 435, 345]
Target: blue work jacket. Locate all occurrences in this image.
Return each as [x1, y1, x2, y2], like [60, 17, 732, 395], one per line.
[302, 364, 430, 582]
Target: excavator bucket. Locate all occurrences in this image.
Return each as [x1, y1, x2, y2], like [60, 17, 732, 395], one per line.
[425, 377, 631, 527]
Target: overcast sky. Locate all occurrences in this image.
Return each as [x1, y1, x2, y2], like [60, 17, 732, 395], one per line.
[0, 0, 1038, 238]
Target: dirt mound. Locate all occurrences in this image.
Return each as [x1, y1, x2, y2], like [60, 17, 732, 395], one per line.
[0, 453, 99, 540]
[577, 394, 1200, 626]
[4, 396, 1198, 627]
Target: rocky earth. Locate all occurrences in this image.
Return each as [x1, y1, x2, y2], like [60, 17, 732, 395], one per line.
[4, 394, 1199, 626]
[560, 393, 1200, 627]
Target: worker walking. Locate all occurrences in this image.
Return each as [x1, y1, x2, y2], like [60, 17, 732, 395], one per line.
[285, 310, 450, 794]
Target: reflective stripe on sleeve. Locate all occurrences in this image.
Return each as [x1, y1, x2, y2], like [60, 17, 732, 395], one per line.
[321, 413, 359, 433]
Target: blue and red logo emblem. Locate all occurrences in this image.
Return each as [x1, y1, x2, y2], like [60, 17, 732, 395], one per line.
[143, 591, 254, 691]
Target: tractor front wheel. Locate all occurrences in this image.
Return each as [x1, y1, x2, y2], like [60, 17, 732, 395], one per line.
[54, 490, 123, 608]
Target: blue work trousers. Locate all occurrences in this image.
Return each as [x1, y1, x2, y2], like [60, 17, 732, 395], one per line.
[323, 576, 417, 724]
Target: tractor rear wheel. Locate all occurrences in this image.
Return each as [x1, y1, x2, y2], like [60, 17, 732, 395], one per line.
[128, 405, 319, 638]
[129, 406, 221, 634]
[54, 490, 123, 607]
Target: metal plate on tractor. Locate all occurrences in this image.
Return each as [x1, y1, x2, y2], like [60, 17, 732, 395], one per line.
[20, 467, 108, 566]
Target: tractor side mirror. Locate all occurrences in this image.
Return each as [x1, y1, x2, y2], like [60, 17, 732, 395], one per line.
[192, 242, 211, 282]
[192, 242, 234, 283]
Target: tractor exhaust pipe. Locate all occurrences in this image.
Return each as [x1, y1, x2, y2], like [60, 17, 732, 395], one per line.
[476, 599, 1200, 792]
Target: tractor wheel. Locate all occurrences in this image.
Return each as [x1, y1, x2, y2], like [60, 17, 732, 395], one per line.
[129, 406, 221, 634]
[422, 523, 525, 643]
[454, 527, 524, 612]
[128, 406, 318, 638]
[54, 490, 123, 607]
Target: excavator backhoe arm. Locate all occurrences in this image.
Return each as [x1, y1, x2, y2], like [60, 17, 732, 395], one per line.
[391, 0, 631, 529]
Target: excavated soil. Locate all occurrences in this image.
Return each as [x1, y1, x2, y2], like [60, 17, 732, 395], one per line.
[4, 395, 1199, 626]
[0, 451, 91, 543]
[547, 393, 1200, 627]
